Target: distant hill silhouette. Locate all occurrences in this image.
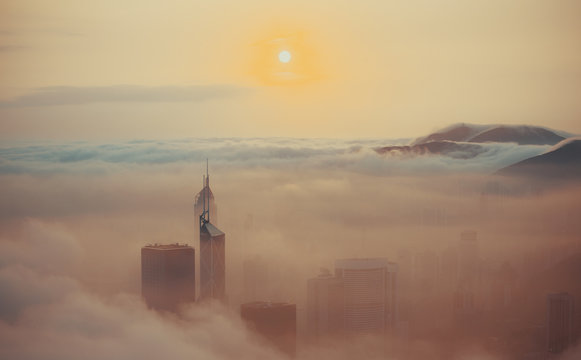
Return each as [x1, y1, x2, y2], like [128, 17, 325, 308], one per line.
[412, 124, 566, 146]
[467, 126, 565, 145]
[497, 138, 581, 180]
[411, 124, 489, 145]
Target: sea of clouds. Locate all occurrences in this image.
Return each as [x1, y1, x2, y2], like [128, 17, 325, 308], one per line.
[1, 137, 579, 360]
[0, 137, 550, 176]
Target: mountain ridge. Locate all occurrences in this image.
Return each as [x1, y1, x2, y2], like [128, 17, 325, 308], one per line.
[411, 124, 569, 146]
[496, 138, 581, 179]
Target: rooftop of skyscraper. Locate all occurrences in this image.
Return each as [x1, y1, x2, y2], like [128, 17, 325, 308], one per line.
[242, 301, 295, 309]
[142, 243, 193, 250]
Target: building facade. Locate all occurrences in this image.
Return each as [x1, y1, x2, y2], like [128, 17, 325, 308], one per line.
[199, 222, 226, 301]
[306, 271, 344, 342]
[335, 258, 398, 336]
[141, 244, 196, 311]
[306, 258, 398, 342]
[241, 301, 297, 356]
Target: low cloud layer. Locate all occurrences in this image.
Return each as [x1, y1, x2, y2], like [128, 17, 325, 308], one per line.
[0, 137, 548, 176]
[0, 85, 248, 107]
[0, 220, 282, 360]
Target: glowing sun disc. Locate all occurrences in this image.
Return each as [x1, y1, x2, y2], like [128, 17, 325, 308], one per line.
[278, 50, 291, 63]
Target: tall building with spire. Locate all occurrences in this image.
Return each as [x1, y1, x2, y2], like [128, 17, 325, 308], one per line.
[197, 161, 226, 301]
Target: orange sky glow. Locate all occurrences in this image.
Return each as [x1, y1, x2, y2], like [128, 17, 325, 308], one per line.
[0, 0, 580, 139]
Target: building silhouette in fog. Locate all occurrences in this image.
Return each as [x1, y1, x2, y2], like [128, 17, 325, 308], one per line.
[546, 292, 575, 354]
[307, 258, 398, 341]
[141, 244, 195, 311]
[306, 269, 344, 342]
[453, 284, 477, 329]
[458, 230, 479, 284]
[336, 258, 398, 335]
[413, 250, 439, 297]
[243, 256, 269, 302]
[197, 164, 226, 302]
[481, 261, 516, 311]
[440, 245, 459, 286]
[241, 301, 296, 356]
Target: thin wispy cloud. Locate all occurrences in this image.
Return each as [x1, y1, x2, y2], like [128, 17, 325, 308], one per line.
[0, 45, 27, 52]
[0, 85, 249, 107]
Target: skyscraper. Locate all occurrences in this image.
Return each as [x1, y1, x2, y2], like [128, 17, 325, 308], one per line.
[200, 222, 226, 300]
[546, 292, 575, 354]
[306, 269, 344, 342]
[241, 301, 297, 356]
[198, 162, 226, 301]
[335, 258, 398, 336]
[141, 243, 196, 311]
[306, 258, 398, 342]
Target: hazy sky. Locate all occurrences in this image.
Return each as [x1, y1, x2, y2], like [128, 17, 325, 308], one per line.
[1, 0, 580, 139]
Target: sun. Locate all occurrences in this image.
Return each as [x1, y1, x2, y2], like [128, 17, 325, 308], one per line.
[249, 31, 321, 86]
[278, 50, 291, 63]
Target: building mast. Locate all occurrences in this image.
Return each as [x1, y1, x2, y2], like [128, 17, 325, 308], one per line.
[206, 158, 210, 223]
[200, 159, 210, 229]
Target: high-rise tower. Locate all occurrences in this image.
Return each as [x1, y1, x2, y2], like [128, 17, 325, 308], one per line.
[306, 258, 398, 342]
[141, 243, 196, 311]
[335, 258, 398, 336]
[198, 161, 226, 301]
[306, 269, 344, 342]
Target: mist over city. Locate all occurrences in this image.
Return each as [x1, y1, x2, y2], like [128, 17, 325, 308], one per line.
[1, 128, 580, 359]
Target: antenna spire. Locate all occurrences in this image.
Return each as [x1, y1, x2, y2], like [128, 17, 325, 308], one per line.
[199, 159, 212, 229]
[206, 159, 210, 223]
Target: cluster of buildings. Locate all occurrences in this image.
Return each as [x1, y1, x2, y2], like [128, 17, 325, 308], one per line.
[396, 231, 517, 319]
[141, 168, 225, 310]
[140, 166, 296, 355]
[140, 167, 578, 358]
